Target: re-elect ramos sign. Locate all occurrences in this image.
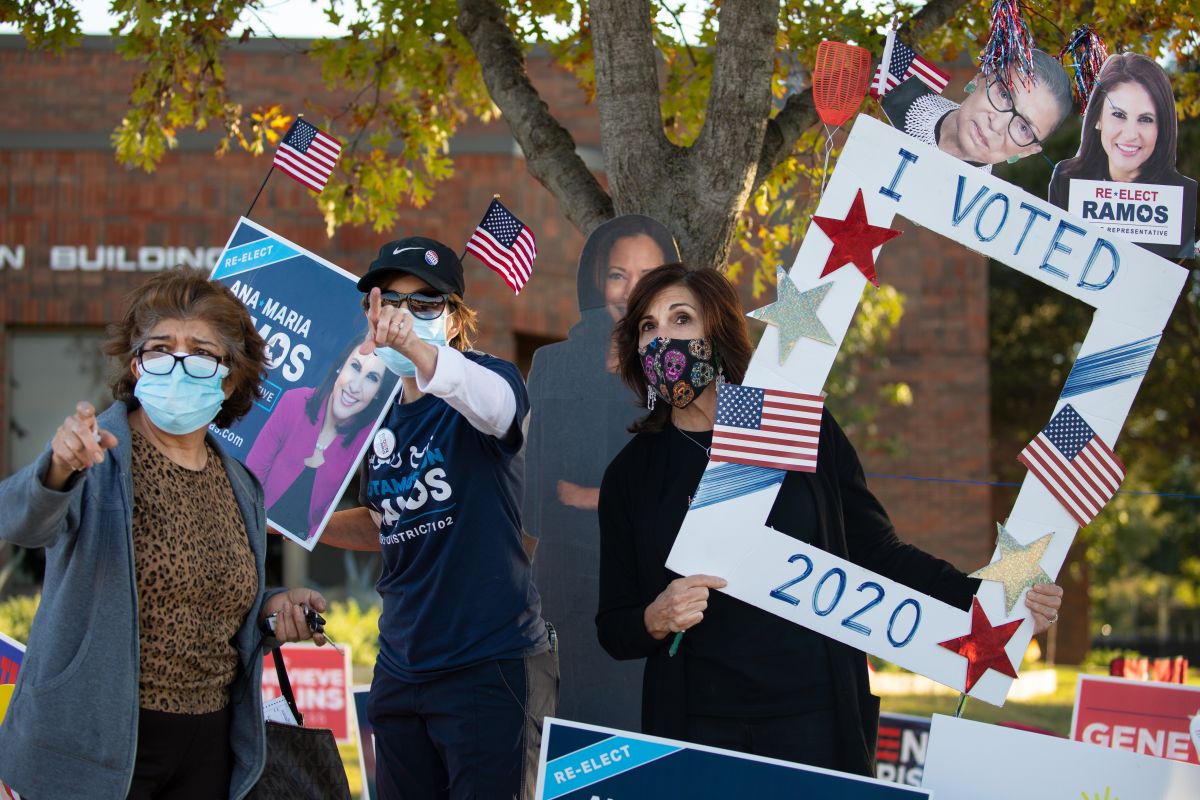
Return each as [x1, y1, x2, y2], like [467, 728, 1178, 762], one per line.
[1068, 179, 1184, 247]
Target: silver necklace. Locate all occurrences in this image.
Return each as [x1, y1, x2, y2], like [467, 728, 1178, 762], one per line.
[674, 425, 711, 458]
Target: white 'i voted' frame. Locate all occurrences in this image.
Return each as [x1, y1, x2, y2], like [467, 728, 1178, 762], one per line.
[665, 115, 1189, 705]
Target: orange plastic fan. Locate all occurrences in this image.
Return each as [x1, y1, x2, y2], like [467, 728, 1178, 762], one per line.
[813, 41, 871, 127]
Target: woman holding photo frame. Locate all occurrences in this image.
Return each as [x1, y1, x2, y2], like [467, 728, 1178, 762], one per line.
[596, 263, 1064, 775]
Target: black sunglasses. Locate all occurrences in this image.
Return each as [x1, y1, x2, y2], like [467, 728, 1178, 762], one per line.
[361, 290, 449, 320]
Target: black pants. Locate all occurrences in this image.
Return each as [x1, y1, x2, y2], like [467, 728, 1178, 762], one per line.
[686, 707, 840, 769]
[127, 706, 232, 800]
[369, 648, 559, 800]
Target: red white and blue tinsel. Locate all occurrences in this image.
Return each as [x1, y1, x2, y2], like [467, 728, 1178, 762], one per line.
[979, 0, 1035, 88]
[1057, 25, 1108, 115]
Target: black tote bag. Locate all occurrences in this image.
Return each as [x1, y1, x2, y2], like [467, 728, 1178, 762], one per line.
[247, 647, 352, 800]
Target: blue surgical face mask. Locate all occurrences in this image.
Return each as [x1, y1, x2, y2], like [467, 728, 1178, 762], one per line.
[134, 362, 231, 435]
[374, 313, 449, 377]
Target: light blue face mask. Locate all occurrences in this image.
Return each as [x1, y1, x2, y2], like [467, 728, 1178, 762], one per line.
[374, 313, 448, 377]
[134, 360, 231, 435]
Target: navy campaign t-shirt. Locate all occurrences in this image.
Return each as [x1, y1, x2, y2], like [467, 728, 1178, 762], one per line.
[360, 350, 547, 679]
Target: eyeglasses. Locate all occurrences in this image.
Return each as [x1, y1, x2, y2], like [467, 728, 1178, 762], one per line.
[984, 75, 1043, 148]
[137, 349, 226, 379]
[361, 290, 449, 320]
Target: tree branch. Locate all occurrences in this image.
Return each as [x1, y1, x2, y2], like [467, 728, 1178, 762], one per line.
[692, 0, 779, 194]
[901, 0, 975, 46]
[751, 0, 972, 193]
[457, 0, 613, 234]
[679, 0, 780, 264]
[590, 0, 672, 207]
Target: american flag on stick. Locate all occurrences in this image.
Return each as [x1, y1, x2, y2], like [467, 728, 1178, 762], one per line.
[465, 198, 537, 294]
[711, 383, 824, 472]
[272, 118, 342, 193]
[870, 28, 950, 99]
[1017, 404, 1125, 528]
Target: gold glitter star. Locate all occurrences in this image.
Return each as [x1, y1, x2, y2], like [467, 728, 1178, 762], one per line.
[747, 266, 836, 364]
[969, 523, 1054, 614]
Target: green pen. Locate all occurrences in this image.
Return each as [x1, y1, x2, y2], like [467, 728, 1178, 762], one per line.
[668, 631, 684, 657]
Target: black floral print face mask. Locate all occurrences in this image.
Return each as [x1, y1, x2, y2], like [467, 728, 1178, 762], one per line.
[638, 337, 717, 409]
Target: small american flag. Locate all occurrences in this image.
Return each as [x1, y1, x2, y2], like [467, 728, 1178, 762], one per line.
[1017, 404, 1125, 528]
[870, 29, 950, 99]
[711, 383, 824, 472]
[272, 118, 342, 193]
[465, 198, 537, 294]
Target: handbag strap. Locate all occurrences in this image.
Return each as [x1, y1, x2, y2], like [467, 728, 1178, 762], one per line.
[269, 646, 305, 726]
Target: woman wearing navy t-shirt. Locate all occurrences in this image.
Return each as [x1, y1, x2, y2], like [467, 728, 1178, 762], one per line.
[322, 236, 557, 800]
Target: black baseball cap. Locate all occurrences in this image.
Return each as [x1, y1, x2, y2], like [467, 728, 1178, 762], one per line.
[357, 236, 466, 296]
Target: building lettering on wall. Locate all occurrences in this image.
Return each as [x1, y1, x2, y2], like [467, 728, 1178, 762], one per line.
[0, 245, 223, 271]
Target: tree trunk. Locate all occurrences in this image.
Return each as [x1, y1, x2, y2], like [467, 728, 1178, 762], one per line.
[459, 0, 973, 272]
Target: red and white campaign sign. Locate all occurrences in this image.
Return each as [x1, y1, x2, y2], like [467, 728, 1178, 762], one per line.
[261, 643, 353, 743]
[875, 712, 931, 786]
[1071, 674, 1200, 764]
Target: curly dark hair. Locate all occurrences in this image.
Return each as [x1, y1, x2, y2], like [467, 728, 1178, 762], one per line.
[104, 268, 267, 428]
[613, 263, 754, 434]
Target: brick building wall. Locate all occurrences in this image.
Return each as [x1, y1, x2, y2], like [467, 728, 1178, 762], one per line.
[859, 216, 993, 569]
[0, 35, 993, 573]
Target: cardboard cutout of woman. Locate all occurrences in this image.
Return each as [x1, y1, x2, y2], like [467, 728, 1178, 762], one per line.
[1048, 53, 1197, 261]
[882, 50, 1073, 170]
[524, 215, 679, 730]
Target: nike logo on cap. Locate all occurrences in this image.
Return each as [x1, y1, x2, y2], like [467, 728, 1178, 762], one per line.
[393, 246, 423, 255]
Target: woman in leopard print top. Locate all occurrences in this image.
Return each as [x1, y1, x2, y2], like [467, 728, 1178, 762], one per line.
[0, 269, 329, 800]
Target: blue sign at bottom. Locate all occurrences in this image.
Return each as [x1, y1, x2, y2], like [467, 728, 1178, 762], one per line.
[537, 718, 931, 800]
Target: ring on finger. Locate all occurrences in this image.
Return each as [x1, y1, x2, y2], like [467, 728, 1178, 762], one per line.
[1048, 612, 1059, 624]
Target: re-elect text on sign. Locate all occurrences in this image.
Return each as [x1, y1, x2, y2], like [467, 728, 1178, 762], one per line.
[1068, 179, 1184, 247]
[1071, 674, 1200, 764]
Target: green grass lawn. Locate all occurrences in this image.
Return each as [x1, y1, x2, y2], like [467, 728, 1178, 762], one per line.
[881, 665, 1086, 736]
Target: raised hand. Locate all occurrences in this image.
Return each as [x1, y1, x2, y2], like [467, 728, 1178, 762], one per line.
[45, 401, 119, 490]
[359, 287, 417, 356]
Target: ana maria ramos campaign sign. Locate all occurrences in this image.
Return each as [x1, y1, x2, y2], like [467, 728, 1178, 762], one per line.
[535, 718, 929, 800]
[209, 218, 401, 549]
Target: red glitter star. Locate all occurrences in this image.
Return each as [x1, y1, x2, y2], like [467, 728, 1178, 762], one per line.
[812, 189, 902, 287]
[938, 597, 1024, 693]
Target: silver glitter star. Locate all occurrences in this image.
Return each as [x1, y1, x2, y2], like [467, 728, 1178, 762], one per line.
[969, 523, 1054, 614]
[747, 266, 836, 364]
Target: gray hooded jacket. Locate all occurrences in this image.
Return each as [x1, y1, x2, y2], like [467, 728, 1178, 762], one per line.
[0, 401, 275, 799]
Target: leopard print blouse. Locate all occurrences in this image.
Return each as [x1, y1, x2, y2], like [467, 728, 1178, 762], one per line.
[131, 429, 258, 714]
